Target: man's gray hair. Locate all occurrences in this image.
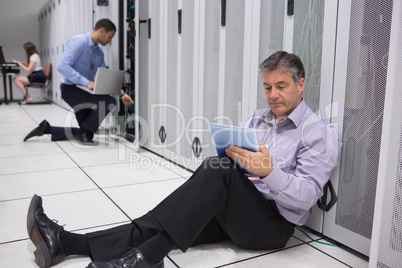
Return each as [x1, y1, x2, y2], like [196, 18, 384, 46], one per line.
[259, 51, 305, 85]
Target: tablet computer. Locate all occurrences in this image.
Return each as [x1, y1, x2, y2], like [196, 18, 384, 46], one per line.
[209, 123, 260, 175]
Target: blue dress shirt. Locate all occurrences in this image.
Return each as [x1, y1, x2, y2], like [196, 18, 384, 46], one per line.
[57, 32, 106, 86]
[240, 100, 342, 225]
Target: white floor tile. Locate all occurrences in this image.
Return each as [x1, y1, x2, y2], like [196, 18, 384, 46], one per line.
[103, 179, 186, 219]
[83, 161, 182, 188]
[168, 238, 303, 268]
[56, 136, 125, 153]
[308, 238, 369, 268]
[0, 142, 63, 158]
[0, 191, 128, 243]
[228, 244, 349, 268]
[0, 153, 77, 175]
[0, 240, 91, 268]
[0, 239, 177, 268]
[0, 168, 96, 200]
[0, 133, 49, 145]
[67, 147, 135, 167]
[0, 122, 42, 136]
[140, 151, 195, 178]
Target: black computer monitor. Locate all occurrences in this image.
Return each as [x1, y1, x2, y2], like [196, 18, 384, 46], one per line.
[0, 46, 6, 64]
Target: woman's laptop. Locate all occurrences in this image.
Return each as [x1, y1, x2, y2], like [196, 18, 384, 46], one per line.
[77, 67, 125, 95]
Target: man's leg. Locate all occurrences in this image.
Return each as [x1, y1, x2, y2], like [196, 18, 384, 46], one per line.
[87, 156, 294, 266]
[149, 156, 294, 251]
[60, 84, 116, 135]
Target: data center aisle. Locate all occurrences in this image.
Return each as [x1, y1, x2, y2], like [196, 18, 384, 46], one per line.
[0, 103, 369, 267]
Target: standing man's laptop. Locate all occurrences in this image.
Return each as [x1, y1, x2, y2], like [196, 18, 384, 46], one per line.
[77, 67, 125, 95]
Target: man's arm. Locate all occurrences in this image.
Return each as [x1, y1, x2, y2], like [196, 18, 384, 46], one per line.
[57, 38, 91, 86]
[226, 124, 340, 212]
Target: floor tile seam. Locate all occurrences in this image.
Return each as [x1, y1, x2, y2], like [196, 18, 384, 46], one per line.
[72, 161, 134, 168]
[56, 147, 136, 221]
[0, 238, 27, 246]
[21, 102, 66, 113]
[0, 166, 80, 177]
[0, 221, 132, 246]
[77, 159, 167, 169]
[0, 150, 66, 159]
[129, 155, 195, 176]
[0, 150, 68, 160]
[212, 243, 308, 268]
[0, 188, 101, 203]
[165, 255, 180, 268]
[305, 243, 353, 267]
[0, 166, 81, 178]
[139, 147, 195, 172]
[20, 104, 50, 124]
[97, 177, 187, 190]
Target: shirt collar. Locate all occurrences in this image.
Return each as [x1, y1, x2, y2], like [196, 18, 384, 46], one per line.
[86, 32, 98, 49]
[263, 99, 307, 128]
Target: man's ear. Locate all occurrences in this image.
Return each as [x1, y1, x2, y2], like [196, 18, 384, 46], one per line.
[297, 78, 305, 95]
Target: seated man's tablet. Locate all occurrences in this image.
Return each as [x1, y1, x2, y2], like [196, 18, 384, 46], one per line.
[209, 123, 259, 175]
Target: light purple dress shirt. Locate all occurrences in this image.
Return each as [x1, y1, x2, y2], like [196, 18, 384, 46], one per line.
[240, 100, 341, 225]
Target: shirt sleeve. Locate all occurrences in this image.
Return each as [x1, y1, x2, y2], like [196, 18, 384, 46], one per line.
[29, 54, 40, 63]
[260, 123, 341, 212]
[57, 38, 90, 86]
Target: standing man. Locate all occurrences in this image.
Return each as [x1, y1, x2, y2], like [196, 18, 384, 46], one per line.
[23, 18, 133, 145]
[27, 51, 341, 268]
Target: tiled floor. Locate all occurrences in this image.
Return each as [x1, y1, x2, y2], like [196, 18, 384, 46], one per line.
[0, 103, 370, 267]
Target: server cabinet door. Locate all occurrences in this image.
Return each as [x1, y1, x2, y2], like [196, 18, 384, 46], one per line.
[197, 0, 226, 164]
[162, 0, 183, 163]
[323, 0, 393, 256]
[294, 0, 338, 233]
[138, 0, 151, 149]
[176, 0, 198, 170]
[370, 2, 402, 265]
[195, 0, 249, 169]
[148, 0, 164, 155]
[255, 0, 285, 111]
[137, 0, 166, 155]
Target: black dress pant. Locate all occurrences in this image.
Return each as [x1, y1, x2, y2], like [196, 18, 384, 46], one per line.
[50, 84, 116, 141]
[86, 157, 295, 261]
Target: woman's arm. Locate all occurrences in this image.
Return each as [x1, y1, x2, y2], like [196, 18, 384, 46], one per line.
[12, 59, 36, 73]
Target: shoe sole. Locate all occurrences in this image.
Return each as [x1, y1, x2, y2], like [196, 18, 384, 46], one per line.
[27, 194, 52, 268]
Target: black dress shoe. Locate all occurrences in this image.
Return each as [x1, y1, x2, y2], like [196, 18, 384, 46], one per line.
[27, 194, 66, 268]
[87, 248, 164, 268]
[74, 129, 95, 145]
[24, 120, 51, 142]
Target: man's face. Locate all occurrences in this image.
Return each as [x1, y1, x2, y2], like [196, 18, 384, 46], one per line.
[99, 29, 116, 46]
[262, 70, 304, 120]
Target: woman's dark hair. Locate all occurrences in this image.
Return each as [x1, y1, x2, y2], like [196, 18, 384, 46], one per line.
[94, 18, 116, 33]
[259, 51, 305, 85]
[23, 42, 39, 64]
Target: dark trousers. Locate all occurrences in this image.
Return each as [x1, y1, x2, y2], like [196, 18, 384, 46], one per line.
[86, 157, 295, 261]
[50, 84, 116, 141]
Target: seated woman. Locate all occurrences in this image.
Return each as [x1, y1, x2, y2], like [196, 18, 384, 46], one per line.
[12, 42, 46, 105]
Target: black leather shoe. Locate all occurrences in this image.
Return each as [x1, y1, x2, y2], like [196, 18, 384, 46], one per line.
[87, 248, 164, 268]
[27, 194, 66, 268]
[74, 130, 95, 145]
[24, 120, 51, 142]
